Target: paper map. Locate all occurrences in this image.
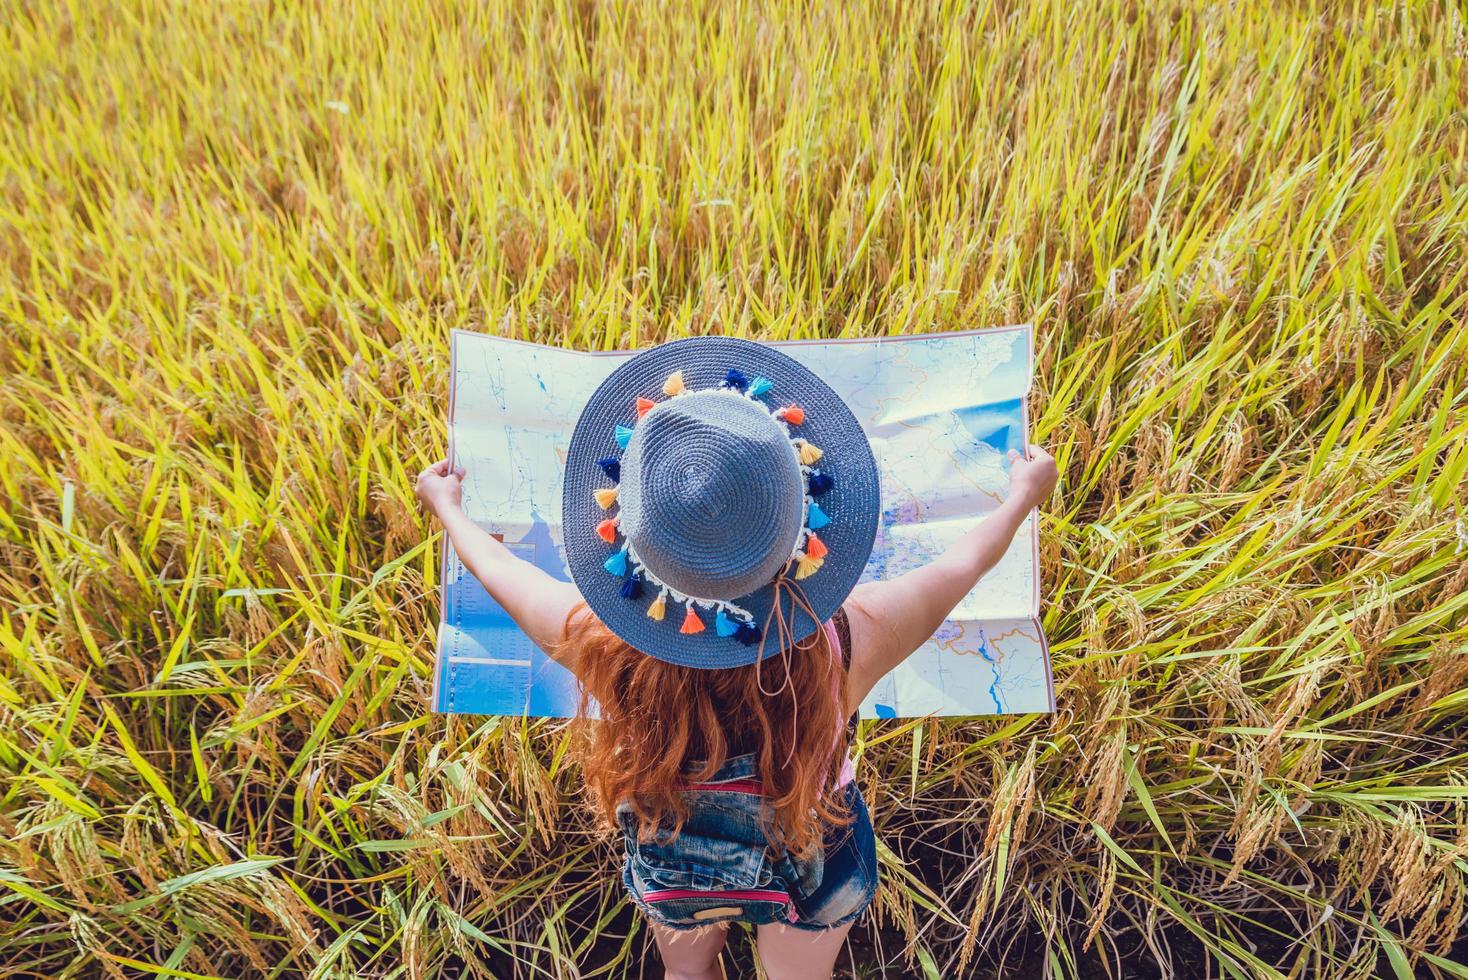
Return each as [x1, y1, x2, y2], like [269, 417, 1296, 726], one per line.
[434, 327, 1054, 718]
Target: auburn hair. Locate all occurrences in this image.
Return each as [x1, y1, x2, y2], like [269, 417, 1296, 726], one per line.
[559, 602, 853, 859]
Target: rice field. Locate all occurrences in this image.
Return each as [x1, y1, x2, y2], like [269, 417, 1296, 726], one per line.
[2, 0, 1465, 977]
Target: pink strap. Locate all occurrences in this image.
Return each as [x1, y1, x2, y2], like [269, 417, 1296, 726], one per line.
[685, 778, 764, 794]
[821, 618, 842, 664]
[823, 619, 855, 788]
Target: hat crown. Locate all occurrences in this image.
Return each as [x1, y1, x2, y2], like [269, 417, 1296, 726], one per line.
[562, 334, 880, 669]
[618, 389, 803, 601]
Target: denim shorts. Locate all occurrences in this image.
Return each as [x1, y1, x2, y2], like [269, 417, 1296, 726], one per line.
[617, 752, 878, 932]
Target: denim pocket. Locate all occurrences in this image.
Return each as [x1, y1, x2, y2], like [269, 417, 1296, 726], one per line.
[617, 798, 775, 889]
[618, 802, 798, 928]
[778, 837, 825, 904]
[782, 782, 878, 930]
[628, 827, 773, 891]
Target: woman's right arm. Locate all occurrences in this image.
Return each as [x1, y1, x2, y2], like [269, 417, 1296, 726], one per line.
[415, 459, 584, 669]
[841, 446, 1059, 714]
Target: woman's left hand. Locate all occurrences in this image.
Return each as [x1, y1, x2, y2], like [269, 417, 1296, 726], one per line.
[415, 458, 465, 517]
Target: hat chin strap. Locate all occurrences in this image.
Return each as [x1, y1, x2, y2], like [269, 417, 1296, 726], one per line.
[758, 570, 820, 669]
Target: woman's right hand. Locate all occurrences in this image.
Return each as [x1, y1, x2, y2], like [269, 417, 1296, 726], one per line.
[1007, 444, 1058, 509]
[415, 458, 466, 518]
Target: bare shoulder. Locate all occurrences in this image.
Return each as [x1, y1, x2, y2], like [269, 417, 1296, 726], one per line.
[840, 583, 906, 712]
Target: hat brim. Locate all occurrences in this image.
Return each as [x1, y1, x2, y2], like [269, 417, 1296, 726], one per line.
[562, 336, 880, 669]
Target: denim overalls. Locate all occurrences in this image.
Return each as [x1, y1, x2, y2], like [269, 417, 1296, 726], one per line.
[617, 611, 878, 931]
[617, 752, 878, 931]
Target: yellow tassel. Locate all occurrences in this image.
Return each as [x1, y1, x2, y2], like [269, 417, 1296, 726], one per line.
[794, 554, 824, 580]
[662, 371, 686, 396]
[647, 593, 666, 621]
[797, 441, 823, 465]
[593, 487, 618, 510]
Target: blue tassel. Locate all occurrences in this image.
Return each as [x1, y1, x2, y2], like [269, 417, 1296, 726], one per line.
[597, 457, 621, 483]
[614, 425, 634, 449]
[715, 609, 738, 637]
[620, 572, 643, 599]
[749, 376, 773, 397]
[734, 621, 762, 646]
[807, 501, 830, 529]
[603, 548, 628, 576]
[723, 368, 749, 391]
[807, 471, 834, 496]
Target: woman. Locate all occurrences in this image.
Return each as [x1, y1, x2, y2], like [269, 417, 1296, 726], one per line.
[416, 337, 1057, 980]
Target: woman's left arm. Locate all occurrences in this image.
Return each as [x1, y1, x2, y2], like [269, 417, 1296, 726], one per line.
[841, 445, 1058, 714]
[415, 459, 584, 669]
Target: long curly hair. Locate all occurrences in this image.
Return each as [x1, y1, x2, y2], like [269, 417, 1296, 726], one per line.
[559, 602, 853, 859]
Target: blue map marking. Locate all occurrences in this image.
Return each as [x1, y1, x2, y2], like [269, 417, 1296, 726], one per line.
[975, 628, 1005, 713]
[874, 703, 897, 719]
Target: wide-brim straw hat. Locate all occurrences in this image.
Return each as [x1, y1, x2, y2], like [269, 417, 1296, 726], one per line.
[562, 336, 880, 669]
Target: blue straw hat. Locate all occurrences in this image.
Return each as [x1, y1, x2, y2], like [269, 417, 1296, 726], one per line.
[562, 336, 879, 669]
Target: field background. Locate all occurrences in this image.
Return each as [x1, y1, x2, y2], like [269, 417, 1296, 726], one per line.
[2, 1, 1465, 977]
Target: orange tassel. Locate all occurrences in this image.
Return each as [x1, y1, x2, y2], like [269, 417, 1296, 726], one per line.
[680, 605, 705, 634]
[596, 518, 618, 543]
[779, 405, 805, 425]
[804, 533, 828, 559]
[636, 397, 657, 417]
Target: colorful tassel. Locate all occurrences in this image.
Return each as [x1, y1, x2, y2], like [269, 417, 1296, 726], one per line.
[807, 471, 833, 496]
[715, 609, 738, 637]
[620, 573, 643, 599]
[593, 487, 619, 510]
[596, 517, 619, 543]
[804, 532, 828, 559]
[647, 593, 667, 621]
[662, 371, 686, 396]
[636, 397, 657, 417]
[680, 605, 705, 634]
[615, 425, 634, 449]
[723, 368, 749, 391]
[794, 554, 824, 580]
[734, 621, 761, 646]
[778, 405, 805, 425]
[597, 457, 621, 483]
[807, 501, 830, 529]
[603, 548, 628, 575]
[749, 376, 773, 397]
[797, 441, 823, 465]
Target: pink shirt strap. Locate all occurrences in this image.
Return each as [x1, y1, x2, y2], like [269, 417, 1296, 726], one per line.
[822, 619, 856, 788]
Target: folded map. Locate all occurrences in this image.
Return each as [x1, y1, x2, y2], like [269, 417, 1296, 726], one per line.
[434, 327, 1054, 718]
